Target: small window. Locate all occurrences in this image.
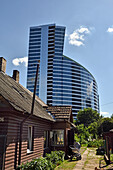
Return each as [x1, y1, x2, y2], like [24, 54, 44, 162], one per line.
[44, 131, 48, 148]
[50, 130, 64, 146]
[27, 126, 33, 153]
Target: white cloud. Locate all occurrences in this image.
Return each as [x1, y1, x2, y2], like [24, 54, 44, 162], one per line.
[100, 111, 109, 116]
[107, 27, 113, 33]
[12, 56, 28, 67]
[77, 27, 90, 34]
[69, 39, 84, 46]
[69, 26, 91, 47]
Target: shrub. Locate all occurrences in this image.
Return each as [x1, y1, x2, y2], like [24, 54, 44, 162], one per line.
[55, 151, 65, 162]
[35, 157, 48, 170]
[17, 157, 48, 170]
[74, 133, 80, 143]
[46, 152, 59, 169]
[46, 151, 65, 169]
[18, 150, 65, 170]
[88, 139, 104, 147]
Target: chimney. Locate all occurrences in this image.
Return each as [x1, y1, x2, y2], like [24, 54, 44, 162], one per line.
[0, 57, 6, 73]
[13, 70, 19, 83]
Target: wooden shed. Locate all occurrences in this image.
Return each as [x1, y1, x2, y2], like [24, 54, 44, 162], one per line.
[103, 129, 113, 154]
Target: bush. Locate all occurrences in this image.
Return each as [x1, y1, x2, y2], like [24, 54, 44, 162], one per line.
[18, 151, 65, 170]
[55, 151, 65, 162]
[88, 139, 104, 147]
[46, 152, 59, 169]
[46, 151, 65, 169]
[74, 133, 80, 143]
[35, 157, 48, 170]
[17, 157, 48, 170]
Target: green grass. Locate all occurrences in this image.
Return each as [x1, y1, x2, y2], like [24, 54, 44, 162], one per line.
[55, 159, 77, 170]
[55, 147, 87, 170]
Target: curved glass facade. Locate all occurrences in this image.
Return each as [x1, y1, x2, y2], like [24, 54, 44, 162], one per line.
[27, 24, 99, 118]
[48, 55, 99, 117]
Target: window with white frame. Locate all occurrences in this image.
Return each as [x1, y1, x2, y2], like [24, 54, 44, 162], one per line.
[50, 130, 64, 146]
[27, 126, 33, 153]
[44, 131, 48, 148]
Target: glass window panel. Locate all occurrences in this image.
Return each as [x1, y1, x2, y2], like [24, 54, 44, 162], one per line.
[27, 126, 33, 153]
[44, 131, 48, 148]
[50, 130, 64, 146]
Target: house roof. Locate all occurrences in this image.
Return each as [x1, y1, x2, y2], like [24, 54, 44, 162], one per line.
[47, 106, 73, 122]
[0, 72, 54, 122]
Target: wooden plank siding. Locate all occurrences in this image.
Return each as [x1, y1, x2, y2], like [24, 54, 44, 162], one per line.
[0, 111, 52, 170]
[0, 71, 74, 170]
[0, 113, 8, 170]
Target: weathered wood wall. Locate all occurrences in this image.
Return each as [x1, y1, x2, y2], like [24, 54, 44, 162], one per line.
[0, 111, 52, 170]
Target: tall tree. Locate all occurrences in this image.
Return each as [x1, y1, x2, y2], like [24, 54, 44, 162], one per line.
[98, 117, 113, 135]
[77, 108, 100, 126]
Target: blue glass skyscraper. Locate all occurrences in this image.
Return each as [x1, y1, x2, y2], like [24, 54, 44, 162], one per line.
[27, 24, 99, 118]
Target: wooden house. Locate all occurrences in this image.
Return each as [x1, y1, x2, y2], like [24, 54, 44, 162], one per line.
[47, 106, 76, 155]
[0, 57, 76, 170]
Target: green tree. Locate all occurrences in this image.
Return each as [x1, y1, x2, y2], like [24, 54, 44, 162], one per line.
[88, 122, 98, 139]
[77, 108, 100, 127]
[77, 124, 90, 143]
[98, 117, 113, 135]
[111, 114, 113, 119]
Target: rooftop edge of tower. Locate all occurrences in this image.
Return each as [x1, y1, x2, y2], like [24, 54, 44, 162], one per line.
[30, 23, 66, 29]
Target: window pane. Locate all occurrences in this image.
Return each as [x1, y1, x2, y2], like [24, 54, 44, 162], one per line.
[44, 131, 48, 148]
[27, 126, 33, 152]
[50, 130, 64, 146]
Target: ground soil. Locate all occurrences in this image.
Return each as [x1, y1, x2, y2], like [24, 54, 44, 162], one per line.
[73, 147, 113, 170]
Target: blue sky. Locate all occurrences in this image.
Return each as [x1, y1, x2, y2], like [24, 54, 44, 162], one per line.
[0, 0, 113, 117]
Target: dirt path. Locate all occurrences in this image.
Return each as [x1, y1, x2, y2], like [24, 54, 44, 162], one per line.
[73, 147, 103, 170]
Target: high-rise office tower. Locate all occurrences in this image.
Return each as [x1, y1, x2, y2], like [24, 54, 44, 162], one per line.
[27, 24, 99, 118]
